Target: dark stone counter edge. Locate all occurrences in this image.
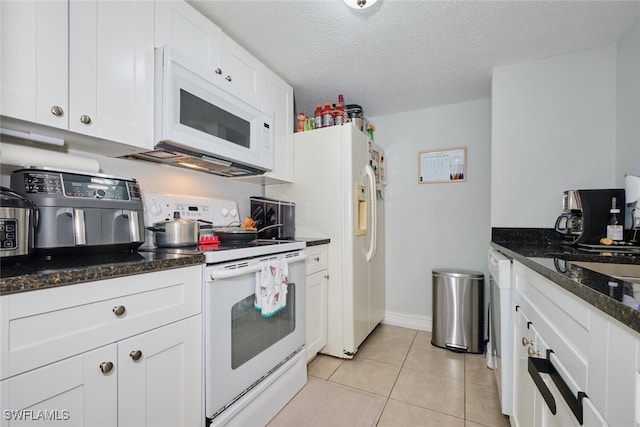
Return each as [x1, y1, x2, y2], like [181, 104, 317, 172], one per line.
[298, 238, 330, 247]
[0, 254, 205, 296]
[491, 242, 640, 335]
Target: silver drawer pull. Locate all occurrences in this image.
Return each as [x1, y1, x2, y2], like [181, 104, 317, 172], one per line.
[99, 361, 114, 374]
[522, 337, 532, 347]
[527, 347, 539, 357]
[51, 105, 64, 117]
[314, 257, 320, 262]
[214, 68, 222, 74]
[80, 114, 92, 125]
[112, 305, 126, 317]
[130, 350, 143, 361]
[225, 75, 232, 82]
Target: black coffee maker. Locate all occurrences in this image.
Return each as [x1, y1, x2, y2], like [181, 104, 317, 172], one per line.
[556, 189, 625, 245]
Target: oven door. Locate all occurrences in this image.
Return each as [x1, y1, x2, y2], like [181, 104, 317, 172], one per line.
[156, 46, 273, 171]
[204, 251, 306, 418]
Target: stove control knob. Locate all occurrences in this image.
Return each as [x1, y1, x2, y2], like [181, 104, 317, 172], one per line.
[221, 207, 229, 217]
[94, 189, 106, 199]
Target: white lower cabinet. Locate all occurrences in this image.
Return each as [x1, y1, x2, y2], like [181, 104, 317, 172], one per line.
[511, 261, 628, 427]
[305, 245, 328, 362]
[118, 316, 202, 427]
[0, 265, 203, 426]
[512, 306, 538, 427]
[1, 344, 117, 427]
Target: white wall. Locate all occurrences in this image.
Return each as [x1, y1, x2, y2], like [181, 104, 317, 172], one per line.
[616, 19, 640, 186]
[491, 45, 618, 227]
[369, 98, 491, 331]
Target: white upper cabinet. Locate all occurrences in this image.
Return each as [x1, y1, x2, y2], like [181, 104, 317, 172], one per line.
[0, 0, 155, 153]
[69, 0, 154, 148]
[154, 0, 223, 70]
[0, 1, 68, 129]
[220, 34, 263, 104]
[262, 69, 294, 183]
[155, 1, 263, 106]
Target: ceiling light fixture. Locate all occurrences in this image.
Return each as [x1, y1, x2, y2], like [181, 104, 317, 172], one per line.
[343, 0, 378, 9]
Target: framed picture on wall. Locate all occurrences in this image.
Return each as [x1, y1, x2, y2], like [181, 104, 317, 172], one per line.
[418, 147, 467, 183]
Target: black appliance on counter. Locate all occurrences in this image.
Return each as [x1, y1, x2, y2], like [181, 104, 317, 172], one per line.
[10, 168, 145, 255]
[250, 196, 295, 240]
[556, 188, 625, 245]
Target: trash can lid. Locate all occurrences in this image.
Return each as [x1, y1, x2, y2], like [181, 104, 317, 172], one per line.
[432, 269, 484, 279]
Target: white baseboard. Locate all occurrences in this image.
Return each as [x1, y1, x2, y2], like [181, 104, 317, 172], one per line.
[382, 311, 432, 332]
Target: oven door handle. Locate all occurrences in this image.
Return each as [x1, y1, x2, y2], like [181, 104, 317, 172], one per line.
[208, 255, 307, 281]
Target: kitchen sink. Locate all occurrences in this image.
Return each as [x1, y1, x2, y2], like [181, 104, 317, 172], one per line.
[570, 261, 640, 284]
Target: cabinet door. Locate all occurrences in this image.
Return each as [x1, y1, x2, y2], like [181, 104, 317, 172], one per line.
[221, 33, 263, 105]
[155, 0, 223, 70]
[262, 69, 294, 183]
[512, 305, 537, 427]
[0, 0, 68, 129]
[0, 345, 117, 427]
[117, 316, 202, 427]
[306, 270, 328, 362]
[69, 0, 154, 149]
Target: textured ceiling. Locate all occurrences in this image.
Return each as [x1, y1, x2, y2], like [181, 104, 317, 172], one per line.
[188, 0, 640, 118]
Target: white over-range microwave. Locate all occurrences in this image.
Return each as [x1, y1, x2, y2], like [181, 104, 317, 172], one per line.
[130, 46, 273, 177]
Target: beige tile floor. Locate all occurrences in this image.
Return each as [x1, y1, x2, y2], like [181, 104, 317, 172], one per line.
[270, 324, 511, 427]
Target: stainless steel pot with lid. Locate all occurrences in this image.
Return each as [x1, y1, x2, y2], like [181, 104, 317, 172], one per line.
[147, 218, 200, 248]
[1, 187, 36, 262]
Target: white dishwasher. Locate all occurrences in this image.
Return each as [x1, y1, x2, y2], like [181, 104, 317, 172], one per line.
[488, 247, 513, 416]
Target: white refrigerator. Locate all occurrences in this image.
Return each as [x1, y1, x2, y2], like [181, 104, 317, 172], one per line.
[267, 123, 385, 358]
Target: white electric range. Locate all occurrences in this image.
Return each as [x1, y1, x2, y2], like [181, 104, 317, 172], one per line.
[141, 193, 307, 426]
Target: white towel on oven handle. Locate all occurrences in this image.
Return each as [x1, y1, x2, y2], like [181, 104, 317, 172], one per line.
[254, 260, 288, 317]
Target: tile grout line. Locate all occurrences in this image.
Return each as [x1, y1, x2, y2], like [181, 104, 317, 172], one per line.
[374, 328, 418, 426]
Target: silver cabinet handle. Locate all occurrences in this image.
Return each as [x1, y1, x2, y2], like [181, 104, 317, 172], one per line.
[130, 350, 143, 361]
[314, 257, 320, 262]
[112, 305, 126, 317]
[225, 75, 232, 82]
[324, 274, 330, 279]
[214, 68, 222, 74]
[99, 361, 114, 374]
[80, 114, 92, 125]
[522, 337, 532, 347]
[528, 347, 539, 357]
[51, 105, 64, 117]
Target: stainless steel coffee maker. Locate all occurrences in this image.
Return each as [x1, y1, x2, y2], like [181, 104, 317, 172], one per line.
[555, 190, 584, 243]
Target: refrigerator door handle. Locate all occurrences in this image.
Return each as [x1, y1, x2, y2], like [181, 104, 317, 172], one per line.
[365, 164, 377, 261]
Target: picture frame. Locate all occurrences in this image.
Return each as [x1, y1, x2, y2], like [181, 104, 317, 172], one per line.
[418, 147, 466, 183]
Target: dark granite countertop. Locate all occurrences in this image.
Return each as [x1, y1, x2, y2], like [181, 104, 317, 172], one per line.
[491, 228, 640, 334]
[0, 250, 205, 296]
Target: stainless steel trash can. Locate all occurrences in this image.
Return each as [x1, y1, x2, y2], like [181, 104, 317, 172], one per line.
[431, 269, 484, 353]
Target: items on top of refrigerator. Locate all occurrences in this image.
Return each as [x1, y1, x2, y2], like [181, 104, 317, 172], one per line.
[298, 95, 364, 132]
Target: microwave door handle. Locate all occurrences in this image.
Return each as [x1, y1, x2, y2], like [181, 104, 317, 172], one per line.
[208, 255, 307, 282]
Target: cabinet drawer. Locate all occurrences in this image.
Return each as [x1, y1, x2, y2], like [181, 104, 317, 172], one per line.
[513, 262, 589, 391]
[305, 245, 328, 276]
[0, 266, 202, 379]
